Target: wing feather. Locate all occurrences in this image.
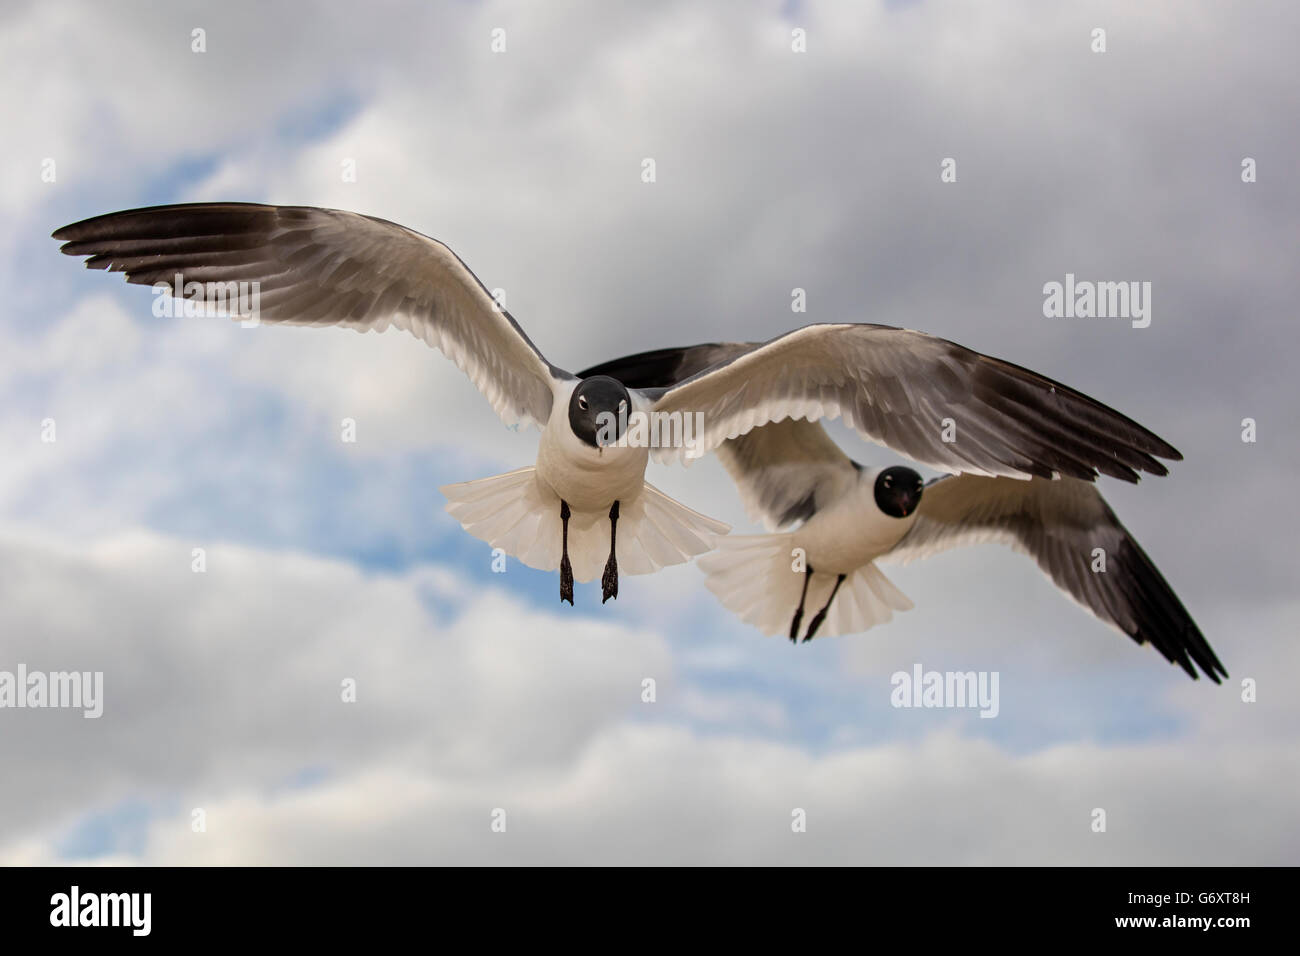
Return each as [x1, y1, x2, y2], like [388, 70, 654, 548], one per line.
[883, 474, 1226, 682]
[55, 203, 566, 428]
[645, 324, 1180, 482]
[582, 344, 859, 530]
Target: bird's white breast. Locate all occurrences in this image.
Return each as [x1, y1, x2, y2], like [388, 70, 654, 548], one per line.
[536, 381, 649, 513]
[792, 467, 917, 574]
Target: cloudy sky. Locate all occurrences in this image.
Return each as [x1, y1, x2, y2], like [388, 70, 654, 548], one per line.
[1, 0, 1296, 864]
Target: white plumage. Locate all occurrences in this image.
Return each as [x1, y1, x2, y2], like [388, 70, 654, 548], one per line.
[582, 343, 1227, 680]
[53, 202, 730, 604]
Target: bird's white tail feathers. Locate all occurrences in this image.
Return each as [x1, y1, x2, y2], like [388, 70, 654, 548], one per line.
[440, 467, 729, 583]
[697, 534, 914, 638]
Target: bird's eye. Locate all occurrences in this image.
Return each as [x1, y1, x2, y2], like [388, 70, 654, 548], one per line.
[578, 397, 588, 410]
[883, 476, 892, 487]
[618, 400, 627, 413]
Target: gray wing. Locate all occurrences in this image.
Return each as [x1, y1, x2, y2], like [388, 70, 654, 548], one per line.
[583, 346, 1222, 681]
[53, 203, 567, 428]
[644, 324, 1181, 482]
[883, 474, 1226, 682]
[581, 344, 859, 530]
[711, 418, 860, 530]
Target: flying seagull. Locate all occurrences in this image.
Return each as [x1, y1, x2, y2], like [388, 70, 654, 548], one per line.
[56, 203, 1185, 609]
[581, 344, 1225, 682]
[52, 202, 728, 604]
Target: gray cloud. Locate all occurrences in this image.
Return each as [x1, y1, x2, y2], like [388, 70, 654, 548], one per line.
[1, 0, 1296, 863]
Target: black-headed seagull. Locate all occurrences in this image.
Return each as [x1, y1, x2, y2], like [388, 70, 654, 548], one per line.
[53, 203, 727, 604]
[57, 204, 1195, 618]
[581, 343, 1225, 682]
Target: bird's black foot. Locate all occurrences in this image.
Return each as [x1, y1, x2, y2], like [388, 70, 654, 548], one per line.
[802, 607, 828, 641]
[601, 557, 618, 603]
[789, 564, 814, 643]
[601, 501, 619, 604]
[802, 573, 845, 643]
[559, 500, 574, 605]
[560, 556, 574, 605]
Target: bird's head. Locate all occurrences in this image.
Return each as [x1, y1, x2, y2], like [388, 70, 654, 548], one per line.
[874, 466, 924, 518]
[569, 375, 631, 448]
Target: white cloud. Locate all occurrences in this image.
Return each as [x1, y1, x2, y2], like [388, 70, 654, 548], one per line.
[9, 724, 1297, 865]
[2, 0, 1297, 864]
[1, 523, 1294, 865]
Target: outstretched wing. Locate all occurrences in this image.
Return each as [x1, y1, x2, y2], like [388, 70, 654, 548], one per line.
[642, 324, 1181, 482]
[585, 345, 1221, 681]
[54, 202, 568, 428]
[582, 344, 857, 529]
[882, 474, 1226, 682]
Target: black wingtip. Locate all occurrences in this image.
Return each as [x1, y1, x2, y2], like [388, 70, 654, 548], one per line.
[1113, 532, 1227, 684]
[51, 210, 116, 242]
[578, 343, 744, 389]
[972, 351, 1185, 470]
[578, 346, 705, 388]
[1176, 655, 1227, 684]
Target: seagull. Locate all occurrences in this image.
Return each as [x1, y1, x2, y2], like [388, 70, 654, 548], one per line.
[56, 204, 1190, 614]
[581, 343, 1226, 682]
[52, 203, 729, 604]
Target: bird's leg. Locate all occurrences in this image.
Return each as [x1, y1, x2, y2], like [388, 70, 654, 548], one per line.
[803, 573, 846, 642]
[559, 500, 574, 605]
[601, 500, 620, 604]
[789, 564, 814, 642]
